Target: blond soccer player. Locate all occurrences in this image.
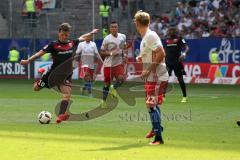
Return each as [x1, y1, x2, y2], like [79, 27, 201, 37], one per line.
[134, 11, 169, 145]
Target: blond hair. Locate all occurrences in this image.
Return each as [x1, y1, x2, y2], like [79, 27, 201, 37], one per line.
[134, 10, 150, 26]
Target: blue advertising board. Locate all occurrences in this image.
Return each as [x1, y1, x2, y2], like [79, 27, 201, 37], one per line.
[185, 38, 240, 63]
[134, 38, 240, 64]
[0, 39, 32, 61]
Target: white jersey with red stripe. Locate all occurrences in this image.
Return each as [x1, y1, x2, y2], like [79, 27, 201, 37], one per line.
[101, 33, 126, 67]
[140, 29, 168, 82]
[76, 41, 99, 69]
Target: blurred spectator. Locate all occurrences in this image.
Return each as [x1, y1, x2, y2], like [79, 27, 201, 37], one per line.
[9, 46, 20, 62]
[112, 0, 119, 8]
[23, 0, 37, 27]
[41, 53, 50, 61]
[138, 0, 145, 11]
[212, 0, 221, 9]
[209, 48, 219, 63]
[35, 0, 43, 12]
[55, 0, 62, 8]
[42, 0, 56, 10]
[202, 28, 210, 37]
[149, 0, 240, 38]
[120, 0, 128, 11]
[99, 0, 110, 27]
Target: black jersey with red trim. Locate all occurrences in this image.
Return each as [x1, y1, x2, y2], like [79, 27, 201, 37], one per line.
[42, 39, 79, 69]
[165, 37, 187, 64]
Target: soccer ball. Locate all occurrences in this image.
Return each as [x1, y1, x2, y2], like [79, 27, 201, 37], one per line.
[38, 111, 52, 124]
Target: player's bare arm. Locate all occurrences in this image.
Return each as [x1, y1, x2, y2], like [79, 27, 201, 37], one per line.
[78, 29, 99, 41]
[20, 50, 46, 65]
[122, 42, 130, 63]
[141, 46, 165, 79]
[100, 45, 120, 57]
[179, 45, 189, 61]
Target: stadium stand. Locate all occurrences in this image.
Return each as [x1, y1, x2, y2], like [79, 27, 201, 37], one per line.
[150, 0, 240, 38]
[0, 0, 239, 39]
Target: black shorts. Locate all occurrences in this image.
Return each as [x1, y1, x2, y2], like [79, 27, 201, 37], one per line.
[37, 70, 72, 89]
[167, 62, 186, 77]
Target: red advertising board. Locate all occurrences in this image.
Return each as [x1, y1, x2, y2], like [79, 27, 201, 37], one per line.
[77, 62, 239, 85]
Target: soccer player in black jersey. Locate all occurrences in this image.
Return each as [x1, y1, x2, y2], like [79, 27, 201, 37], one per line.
[20, 23, 98, 123]
[165, 27, 189, 103]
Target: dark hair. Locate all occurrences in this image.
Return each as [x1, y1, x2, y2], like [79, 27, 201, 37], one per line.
[110, 21, 118, 25]
[10, 46, 17, 50]
[58, 23, 71, 32]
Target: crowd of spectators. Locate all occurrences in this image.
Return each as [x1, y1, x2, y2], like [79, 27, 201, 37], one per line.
[150, 0, 240, 38]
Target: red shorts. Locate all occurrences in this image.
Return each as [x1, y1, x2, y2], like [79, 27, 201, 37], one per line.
[144, 81, 167, 105]
[80, 67, 94, 80]
[104, 64, 124, 84]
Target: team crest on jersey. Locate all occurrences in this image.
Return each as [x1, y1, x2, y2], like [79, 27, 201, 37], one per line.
[106, 42, 117, 51]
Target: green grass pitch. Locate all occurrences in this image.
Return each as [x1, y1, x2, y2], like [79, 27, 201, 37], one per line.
[0, 79, 239, 160]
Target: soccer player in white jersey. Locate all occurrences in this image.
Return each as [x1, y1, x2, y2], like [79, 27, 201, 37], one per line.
[134, 11, 169, 145]
[100, 21, 127, 106]
[76, 35, 101, 95]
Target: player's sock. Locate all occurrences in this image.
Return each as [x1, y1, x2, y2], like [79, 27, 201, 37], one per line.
[178, 76, 187, 97]
[113, 80, 123, 89]
[156, 105, 164, 132]
[156, 105, 160, 113]
[148, 108, 154, 129]
[59, 100, 69, 115]
[149, 106, 162, 137]
[103, 85, 109, 101]
[153, 135, 164, 144]
[84, 83, 88, 90]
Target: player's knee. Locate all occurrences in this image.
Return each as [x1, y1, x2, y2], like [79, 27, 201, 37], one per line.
[62, 94, 71, 101]
[104, 81, 111, 86]
[84, 74, 91, 81]
[116, 75, 124, 83]
[145, 95, 157, 108]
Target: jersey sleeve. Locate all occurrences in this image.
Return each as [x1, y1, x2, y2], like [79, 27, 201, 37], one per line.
[101, 37, 107, 50]
[146, 32, 163, 51]
[76, 42, 82, 54]
[73, 39, 80, 46]
[42, 42, 54, 53]
[123, 34, 126, 42]
[178, 38, 187, 48]
[93, 43, 99, 54]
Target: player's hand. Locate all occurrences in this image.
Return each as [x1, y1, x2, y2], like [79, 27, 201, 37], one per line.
[178, 54, 186, 62]
[110, 48, 120, 56]
[20, 59, 30, 65]
[141, 70, 151, 80]
[90, 29, 99, 34]
[136, 56, 142, 63]
[121, 42, 131, 49]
